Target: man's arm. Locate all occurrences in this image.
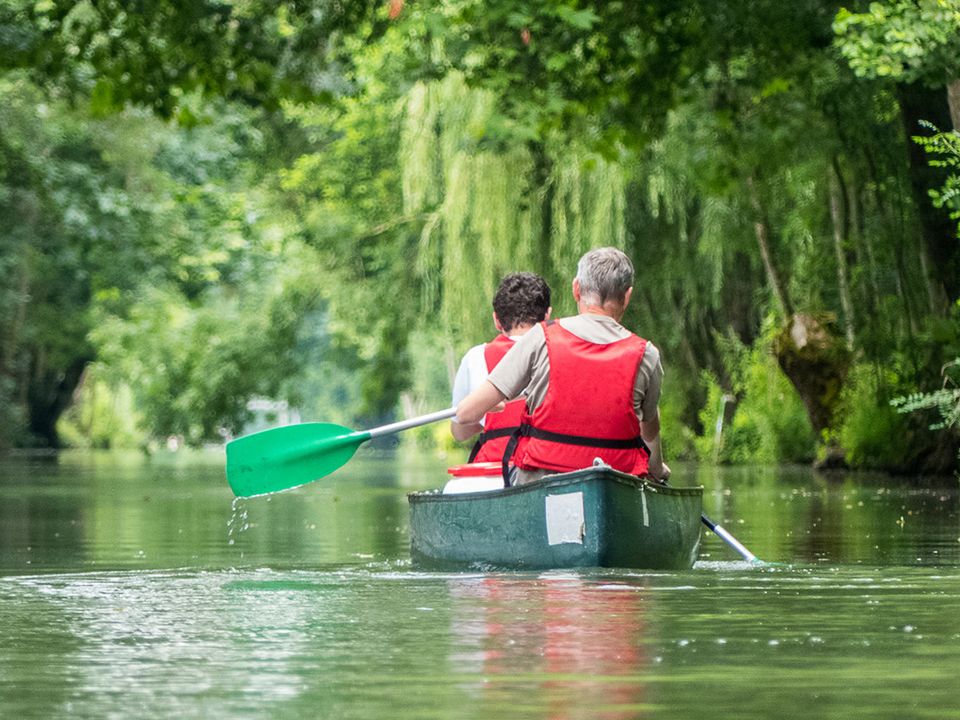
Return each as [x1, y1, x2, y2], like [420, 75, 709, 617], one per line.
[635, 344, 669, 480]
[640, 410, 670, 481]
[457, 325, 541, 428]
[450, 419, 483, 442]
[456, 380, 508, 425]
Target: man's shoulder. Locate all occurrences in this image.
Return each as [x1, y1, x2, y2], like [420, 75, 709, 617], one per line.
[557, 314, 632, 343]
[512, 321, 547, 347]
[640, 340, 660, 368]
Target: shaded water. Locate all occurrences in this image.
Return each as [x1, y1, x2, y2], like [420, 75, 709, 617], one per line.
[1, 451, 959, 718]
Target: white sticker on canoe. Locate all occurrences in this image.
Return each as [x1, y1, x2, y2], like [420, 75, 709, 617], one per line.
[545, 492, 585, 545]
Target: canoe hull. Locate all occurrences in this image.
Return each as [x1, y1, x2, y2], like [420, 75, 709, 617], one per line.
[407, 468, 703, 570]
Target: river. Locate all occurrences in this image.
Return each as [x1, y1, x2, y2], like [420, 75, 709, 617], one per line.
[1, 450, 958, 718]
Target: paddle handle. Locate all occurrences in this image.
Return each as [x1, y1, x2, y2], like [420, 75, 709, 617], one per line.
[367, 407, 458, 439]
[701, 514, 761, 565]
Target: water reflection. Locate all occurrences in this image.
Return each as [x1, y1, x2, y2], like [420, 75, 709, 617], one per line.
[3, 453, 960, 719]
[694, 465, 960, 566]
[447, 575, 652, 718]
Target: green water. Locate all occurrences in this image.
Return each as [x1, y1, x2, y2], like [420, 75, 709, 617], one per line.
[1, 451, 958, 719]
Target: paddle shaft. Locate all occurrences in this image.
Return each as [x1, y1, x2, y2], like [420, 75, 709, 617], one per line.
[269, 407, 458, 465]
[368, 408, 457, 439]
[701, 514, 760, 564]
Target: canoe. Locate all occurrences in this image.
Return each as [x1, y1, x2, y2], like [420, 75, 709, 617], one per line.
[407, 467, 703, 570]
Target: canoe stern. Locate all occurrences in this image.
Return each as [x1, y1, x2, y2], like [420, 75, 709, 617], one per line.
[408, 468, 702, 570]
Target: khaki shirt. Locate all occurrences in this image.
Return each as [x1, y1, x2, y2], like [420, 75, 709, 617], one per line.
[485, 314, 663, 421]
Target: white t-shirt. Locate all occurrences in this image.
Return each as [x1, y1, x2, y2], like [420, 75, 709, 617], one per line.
[451, 343, 488, 406]
[451, 336, 523, 426]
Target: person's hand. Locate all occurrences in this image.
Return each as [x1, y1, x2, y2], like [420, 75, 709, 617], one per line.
[485, 400, 507, 413]
[647, 462, 670, 484]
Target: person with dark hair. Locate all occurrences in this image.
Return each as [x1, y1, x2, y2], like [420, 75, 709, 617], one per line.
[450, 272, 552, 463]
[455, 247, 669, 485]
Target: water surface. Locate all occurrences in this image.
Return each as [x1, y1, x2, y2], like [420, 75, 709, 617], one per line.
[1, 451, 958, 718]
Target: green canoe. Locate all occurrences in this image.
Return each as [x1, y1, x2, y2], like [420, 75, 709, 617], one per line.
[407, 467, 704, 570]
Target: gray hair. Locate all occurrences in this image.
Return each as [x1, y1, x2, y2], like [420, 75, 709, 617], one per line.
[575, 247, 634, 303]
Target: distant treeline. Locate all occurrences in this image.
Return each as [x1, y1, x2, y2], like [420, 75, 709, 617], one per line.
[0, 1, 958, 472]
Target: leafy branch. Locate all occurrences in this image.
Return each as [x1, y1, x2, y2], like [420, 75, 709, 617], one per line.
[891, 359, 960, 432]
[915, 121, 960, 229]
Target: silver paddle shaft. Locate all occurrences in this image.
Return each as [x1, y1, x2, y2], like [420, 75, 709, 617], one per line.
[367, 408, 458, 439]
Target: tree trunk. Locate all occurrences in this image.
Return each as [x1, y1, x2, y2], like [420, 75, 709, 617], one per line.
[26, 355, 91, 448]
[947, 77, 960, 132]
[847, 165, 880, 316]
[829, 159, 856, 350]
[746, 174, 792, 319]
[772, 314, 851, 464]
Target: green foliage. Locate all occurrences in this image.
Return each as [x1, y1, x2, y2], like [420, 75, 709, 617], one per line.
[0, 376, 24, 451]
[834, 1, 960, 85]
[892, 364, 960, 431]
[0, 0, 380, 115]
[91, 238, 322, 445]
[0, 75, 161, 445]
[399, 72, 628, 343]
[696, 337, 816, 465]
[837, 363, 915, 470]
[57, 365, 142, 449]
[659, 388, 698, 462]
[432, 0, 696, 154]
[3, 0, 960, 476]
[915, 122, 960, 233]
[0, 70, 327, 447]
[281, 40, 632, 420]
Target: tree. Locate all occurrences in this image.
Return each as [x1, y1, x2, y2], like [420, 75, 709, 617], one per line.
[0, 0, 388, 446]
[835, 0, 960, 306]
[835, 0, 960, 129]
[0, 0, 380, 116]
[0, 77, 157, 445]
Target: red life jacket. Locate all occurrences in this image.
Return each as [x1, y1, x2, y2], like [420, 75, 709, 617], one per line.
[468, 334, 526, 463]
[509, 320, 650, 476]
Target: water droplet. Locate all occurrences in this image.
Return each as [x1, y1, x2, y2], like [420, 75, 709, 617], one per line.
[227, 497, 252, 543]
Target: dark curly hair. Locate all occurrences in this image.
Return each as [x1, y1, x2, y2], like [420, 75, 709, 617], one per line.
[492, 272, 551, 333]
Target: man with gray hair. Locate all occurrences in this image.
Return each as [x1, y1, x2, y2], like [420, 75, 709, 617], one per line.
[454, 247, 668, 485]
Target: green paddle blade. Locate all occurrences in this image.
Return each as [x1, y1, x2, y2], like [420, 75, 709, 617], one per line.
[226, 422, 371, 498]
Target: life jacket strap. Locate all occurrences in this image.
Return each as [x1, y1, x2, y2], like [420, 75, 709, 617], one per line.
[499, 423, 650, 486]
[466, 426, 522, 463]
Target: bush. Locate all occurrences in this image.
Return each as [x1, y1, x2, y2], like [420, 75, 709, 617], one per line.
[57, 365, 144, 449]
[0, 376, 25, 451]
[659, 387, 698, 461]
[696, 339, 816, 464]
[834, 363, 913, 469]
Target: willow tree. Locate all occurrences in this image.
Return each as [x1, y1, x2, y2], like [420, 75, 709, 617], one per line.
[283, 31, 634, 418]
[400, 73, 628, 347]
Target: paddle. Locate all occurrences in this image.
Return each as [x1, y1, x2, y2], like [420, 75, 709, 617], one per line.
[700, 513, 763, 565]
[226, 408, 457, 498]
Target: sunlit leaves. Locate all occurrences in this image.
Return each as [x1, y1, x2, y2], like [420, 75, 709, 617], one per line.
[1, 0, 382, 116]
[834, 0, 960, 85]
